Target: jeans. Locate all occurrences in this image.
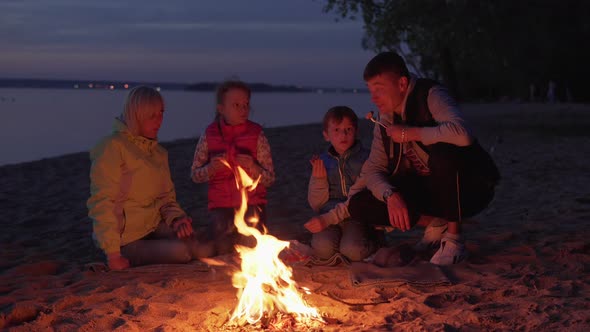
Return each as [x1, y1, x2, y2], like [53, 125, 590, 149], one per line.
[311, 218, 377, 262]
[203, 205, 267, 256]
[349, 142, 498, 226]
[121, 221, 214, 267]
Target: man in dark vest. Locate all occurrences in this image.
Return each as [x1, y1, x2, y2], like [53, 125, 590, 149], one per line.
[348, 52, 499, 265]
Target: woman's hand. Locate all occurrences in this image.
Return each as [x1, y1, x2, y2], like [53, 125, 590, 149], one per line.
[107, 253, 130, 270]
[172, 216, 194, 239]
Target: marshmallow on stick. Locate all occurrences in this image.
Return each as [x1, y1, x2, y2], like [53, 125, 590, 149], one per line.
[365, 111, 388, 129]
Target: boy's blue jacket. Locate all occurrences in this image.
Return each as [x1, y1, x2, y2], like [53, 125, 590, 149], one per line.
[308, 140, 369, 213]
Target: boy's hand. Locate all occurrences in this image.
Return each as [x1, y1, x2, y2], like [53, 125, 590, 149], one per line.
[309, 155, 327, 178]
[236, 154, 255, 171]
[172, 216, 194, 239]
[107, 253, 130, 270]
[386, 192, 411, 231]
[304, 216, 329, 233]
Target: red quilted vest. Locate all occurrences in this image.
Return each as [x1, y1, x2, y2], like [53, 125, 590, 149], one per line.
[205, 119, 267, 209]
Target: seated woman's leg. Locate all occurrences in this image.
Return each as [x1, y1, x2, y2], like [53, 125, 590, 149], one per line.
[121, 238, 192, 266]
[311, 225, 342, 259]
[151, 220, 215, 258]
[339, 219, 378, 261]
[122, 221, 215, 266]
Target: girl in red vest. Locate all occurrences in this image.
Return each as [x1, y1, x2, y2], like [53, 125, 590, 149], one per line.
[191, 80, 275, 255]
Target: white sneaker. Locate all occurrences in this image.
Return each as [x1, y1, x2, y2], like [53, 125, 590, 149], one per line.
[430, 236, 467, 265]
[413, 219, 448, 252]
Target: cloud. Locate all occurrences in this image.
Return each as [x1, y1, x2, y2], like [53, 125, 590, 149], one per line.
[130, 21, 359, 32]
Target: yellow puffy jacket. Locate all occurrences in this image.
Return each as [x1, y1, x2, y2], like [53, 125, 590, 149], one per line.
[87, 119, 186, 254]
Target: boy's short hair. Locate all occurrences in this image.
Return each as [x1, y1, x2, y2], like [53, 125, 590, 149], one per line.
[323, 106, 358, 131]
[363, 51, 410, 81]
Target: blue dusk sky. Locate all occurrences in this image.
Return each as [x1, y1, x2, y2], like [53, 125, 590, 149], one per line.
[0, 0, 375, 88]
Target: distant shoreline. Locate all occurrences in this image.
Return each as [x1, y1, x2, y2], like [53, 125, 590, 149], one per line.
[0, 122, 325, 169]
[0, 78, 367, 94]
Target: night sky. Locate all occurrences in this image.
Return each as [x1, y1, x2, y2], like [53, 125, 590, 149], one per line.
[0, 0, 374, 88]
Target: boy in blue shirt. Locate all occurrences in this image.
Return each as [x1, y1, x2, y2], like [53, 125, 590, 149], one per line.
[304, 106, 376, 261]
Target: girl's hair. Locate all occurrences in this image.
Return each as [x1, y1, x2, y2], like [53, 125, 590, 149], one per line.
[122, 86, 163, 136]
[215, 80, 251, 120]
[322, 106, 358, 131]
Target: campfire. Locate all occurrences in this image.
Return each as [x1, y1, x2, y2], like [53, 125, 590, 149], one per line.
[225, 164, 325, 329]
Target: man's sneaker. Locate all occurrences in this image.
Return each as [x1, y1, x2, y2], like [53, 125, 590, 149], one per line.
[430, 236, 467, 265]
[413, 218, 448, 252]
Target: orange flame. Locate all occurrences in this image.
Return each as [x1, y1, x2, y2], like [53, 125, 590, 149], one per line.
[227, 164, 324, 326]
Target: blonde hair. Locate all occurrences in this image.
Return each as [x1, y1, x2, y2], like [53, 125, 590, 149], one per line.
[121, 86, 164, 136]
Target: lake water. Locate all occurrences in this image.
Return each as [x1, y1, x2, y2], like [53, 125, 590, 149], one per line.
[0, 88, 373, 166]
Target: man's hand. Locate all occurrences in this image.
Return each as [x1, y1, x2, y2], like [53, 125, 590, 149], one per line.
[309, 155, 327, 178]
[385, 125, 408, 143]
[107, 253, 130, 270]
[236, 154, 255, 171]
[304, 216, 329, 233]
[172, 216, 194, 239]
[386, 192, 411, 231]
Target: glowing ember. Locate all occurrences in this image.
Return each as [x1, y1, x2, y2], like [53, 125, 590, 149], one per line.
[226, 164, 324, 327]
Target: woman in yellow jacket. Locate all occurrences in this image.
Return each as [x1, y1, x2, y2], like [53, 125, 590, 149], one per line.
[87, 86, 212, 270]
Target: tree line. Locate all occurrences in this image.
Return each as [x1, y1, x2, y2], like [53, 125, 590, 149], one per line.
[324, 0, 590, 102]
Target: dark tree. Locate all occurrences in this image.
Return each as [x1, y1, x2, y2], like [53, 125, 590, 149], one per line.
[324, 0, 590, 101]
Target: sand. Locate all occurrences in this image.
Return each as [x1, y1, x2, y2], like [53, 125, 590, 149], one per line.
[1, 103, 589, 331]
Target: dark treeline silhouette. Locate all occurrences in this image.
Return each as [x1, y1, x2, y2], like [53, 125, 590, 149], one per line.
[185, 82, 311, 92]
[324, 0, 590, 102]
[0, 79, 186, 91]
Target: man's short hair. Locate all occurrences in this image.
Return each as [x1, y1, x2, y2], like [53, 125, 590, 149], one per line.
[323, 106, 358, 131]
[363, 52, 410, 81]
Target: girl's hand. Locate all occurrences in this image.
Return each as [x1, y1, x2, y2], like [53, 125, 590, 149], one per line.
[172, 216, 194, 239]
[236, 154, 255, 170]
[309, 155, 327, 178]
[107, 253, 130, 270]
[208, 154, 226, 176]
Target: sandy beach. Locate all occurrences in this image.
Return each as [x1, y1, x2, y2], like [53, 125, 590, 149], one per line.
[1, 103, 589, 331]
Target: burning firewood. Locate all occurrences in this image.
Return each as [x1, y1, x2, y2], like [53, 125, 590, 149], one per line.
[225, 165, 325, 328]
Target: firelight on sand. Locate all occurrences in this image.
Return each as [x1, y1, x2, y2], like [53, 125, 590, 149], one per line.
[225, 163, 324, 327]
